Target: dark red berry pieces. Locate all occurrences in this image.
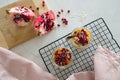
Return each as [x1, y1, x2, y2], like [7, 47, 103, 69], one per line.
[56, 11, 61, 18]
[77, 29, 88, 46]
[56, 9, 70, 26]
[53, 48, 72, 66]
[13, 14, 30, 23]
[42, 1, 45, 7]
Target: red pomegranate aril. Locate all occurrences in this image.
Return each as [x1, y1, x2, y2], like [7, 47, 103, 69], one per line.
[57, 14, 60, 17]
[36, 7, 39, 10]
[32, 10, 35, 12]
[58, 11, 61, 14]
[56, 55, 60, 58]
[21, 6, 24, 9]
[62, 49, 66, 53]
[77, 29, 88, 46]
[29, 6, 32, 9]
[65, 21, 68, 25]
[56, 61, 60, 65]
[42, 1, 45, 7]
[61, 9, 63, 12]
[62, 48, 66, 50]
[61, 18, 65, 21]
[67, 10, 70, 13]
[57, 24, 60, 27]
[61, 18, 68, 25]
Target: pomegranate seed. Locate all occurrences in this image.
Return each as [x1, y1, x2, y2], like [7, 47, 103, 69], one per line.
[32, 10, 35, 12]
[29, 6, 32, 8]
[65, 22, 68, 25]
[62, 48, 66, 51]
[57, 24, 60, 27]
[21, 6, 24, 8]
[61, 18, 68, 25]
[57, 14, 60, 17]
[42, 1, 45, 7]
[36, 7, 39, 10]
[61, 9, 63, 12]
[67, 10, 70, 13]
[58, 11, 61, 14]
[61, 18, 66, 21]
[65, 21, 67, 24]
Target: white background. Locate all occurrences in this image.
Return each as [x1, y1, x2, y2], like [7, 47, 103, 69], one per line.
[0, 0, 120, 70]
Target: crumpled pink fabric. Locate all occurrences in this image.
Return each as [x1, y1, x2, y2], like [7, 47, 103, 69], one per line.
[94, 46, 120, 80]
[0, 47, 58, 80]
[66, 71, 95, 80]
[0, 46, 120, 80]
[67, 46, 120, 80]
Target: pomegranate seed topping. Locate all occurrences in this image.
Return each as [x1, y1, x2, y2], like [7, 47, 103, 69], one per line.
[53, 48, 72, 66]
[36, 7, 39, 10]
[29, 6, 32, 8]
[77, 29, 88, 46]
[67, 10, 70, 13]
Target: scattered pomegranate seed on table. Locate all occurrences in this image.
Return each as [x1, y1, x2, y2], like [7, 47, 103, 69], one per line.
[57, 24, 60, 27]
[61, 9, 63, 12]
[56, 9, 71, 27]
[61, 18, 65, 21]
[58, 11, 61, 14]
[67, 10, 70, 13]
[57, 14, 60, 17]
[61, 18, 68, 25]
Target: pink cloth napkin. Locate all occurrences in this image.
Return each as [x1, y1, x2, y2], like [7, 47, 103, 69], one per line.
[0, 47, 58, 80]
[0, 46, 120, 80]
[67, 46, 120, 80]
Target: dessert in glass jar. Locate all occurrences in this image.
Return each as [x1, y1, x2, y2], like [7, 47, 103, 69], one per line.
[52, 47, 73, 68]
[67, 27, 92, 50]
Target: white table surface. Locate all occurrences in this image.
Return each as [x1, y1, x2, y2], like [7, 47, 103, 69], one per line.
[0, 0, 120, 70]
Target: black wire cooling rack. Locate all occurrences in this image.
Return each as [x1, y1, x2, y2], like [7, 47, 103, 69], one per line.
[39, 18, 120, 80]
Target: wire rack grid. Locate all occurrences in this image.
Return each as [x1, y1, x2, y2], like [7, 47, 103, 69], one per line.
[39, 18, 120, 80]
